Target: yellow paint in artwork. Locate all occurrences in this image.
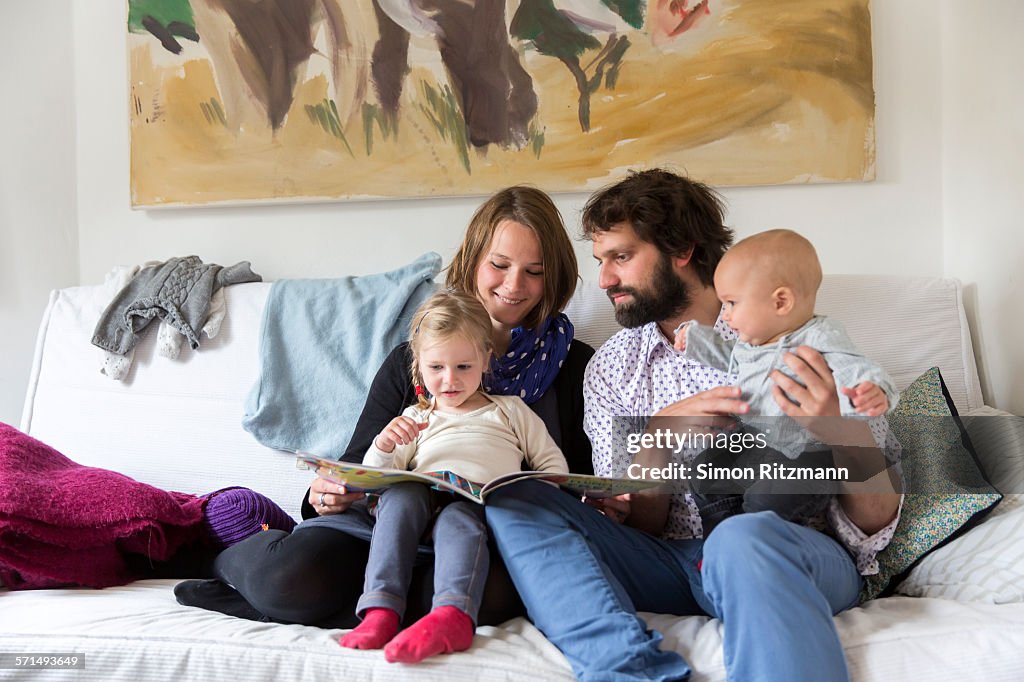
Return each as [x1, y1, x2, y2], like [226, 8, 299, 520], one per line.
[129, 0, 876, 206]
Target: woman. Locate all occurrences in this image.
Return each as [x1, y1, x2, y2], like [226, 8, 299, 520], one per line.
[175, 186, 594, 627]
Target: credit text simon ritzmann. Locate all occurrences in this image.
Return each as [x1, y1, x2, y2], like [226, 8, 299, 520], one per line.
[623, 429, 850, 482]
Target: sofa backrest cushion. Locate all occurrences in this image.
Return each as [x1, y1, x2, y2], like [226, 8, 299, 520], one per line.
[816, 275, 983, 415]
[19, 281, 313, 518]
[21, 274, 983, 519]
[565, 275, 984, 414]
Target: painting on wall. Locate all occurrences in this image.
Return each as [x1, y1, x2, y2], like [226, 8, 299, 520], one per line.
[128, 0, 876, 207]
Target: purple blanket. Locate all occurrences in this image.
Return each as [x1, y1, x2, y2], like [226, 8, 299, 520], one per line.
[0, 423, 206, 589]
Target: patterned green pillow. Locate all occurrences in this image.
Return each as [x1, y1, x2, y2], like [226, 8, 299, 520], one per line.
[859, 367, 1002, 602]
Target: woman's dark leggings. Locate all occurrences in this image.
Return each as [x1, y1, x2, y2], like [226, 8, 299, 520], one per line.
[208, 525, 525, 628]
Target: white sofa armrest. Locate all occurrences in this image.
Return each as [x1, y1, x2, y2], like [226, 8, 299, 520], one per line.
[962, 406, 1024, 494]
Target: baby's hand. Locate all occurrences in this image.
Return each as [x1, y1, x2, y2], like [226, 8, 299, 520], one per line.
[840, 382, 889, 417]
[374, 416, 427, 452]
[673, 322, 691, 351]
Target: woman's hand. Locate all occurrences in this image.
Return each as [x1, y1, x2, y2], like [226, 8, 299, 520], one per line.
[374, 416, 426, 453]
[309, 473, 365, 515]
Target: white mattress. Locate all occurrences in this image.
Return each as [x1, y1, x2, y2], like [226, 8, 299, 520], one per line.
[649, 596, 1024, 681]
[0, 581, 573, 681]
[2, 583, 1024, 681]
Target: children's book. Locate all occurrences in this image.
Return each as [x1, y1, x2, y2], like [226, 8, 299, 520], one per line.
[295, 452, 659, 505]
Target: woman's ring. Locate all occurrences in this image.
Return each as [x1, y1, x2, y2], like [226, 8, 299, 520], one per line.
[319, 492, 327, 508]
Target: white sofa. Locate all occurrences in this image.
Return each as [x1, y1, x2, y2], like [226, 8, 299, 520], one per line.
[3, 273, 1024, 681]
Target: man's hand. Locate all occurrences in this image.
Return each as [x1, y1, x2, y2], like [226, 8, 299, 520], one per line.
[770, 346, 840, 419]
[627, 386, 749, 537]
[310, 474, 365, 516]
[653, 385, 749, 420]
[770, 346, 900, 534]
[584, 494, 631, 523]
[584, 493, 668, 536]
[647, 385, 747, 446]
[770, 346, 880, 448]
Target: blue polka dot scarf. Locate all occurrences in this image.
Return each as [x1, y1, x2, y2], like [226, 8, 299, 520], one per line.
[484, 313, 574, 404]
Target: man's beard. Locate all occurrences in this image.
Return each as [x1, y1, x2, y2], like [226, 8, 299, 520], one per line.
[607, 254, 691, 328]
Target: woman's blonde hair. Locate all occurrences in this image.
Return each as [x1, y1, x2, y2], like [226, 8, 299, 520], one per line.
[409, 290, 494, 409]
[446, 186, 579, 330]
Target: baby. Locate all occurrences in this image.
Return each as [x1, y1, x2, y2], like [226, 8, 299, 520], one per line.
[675, 229, 898, 528]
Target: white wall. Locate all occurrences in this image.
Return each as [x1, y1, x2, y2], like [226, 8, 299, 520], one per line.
[0, 2, 78, 425]
[942, 1, 1024, 415]
[2, 0, 1019, 423]
[726, 0, 944, 274]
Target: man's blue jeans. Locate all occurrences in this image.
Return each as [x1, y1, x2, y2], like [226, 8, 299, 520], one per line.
[486, 481, 862, 681]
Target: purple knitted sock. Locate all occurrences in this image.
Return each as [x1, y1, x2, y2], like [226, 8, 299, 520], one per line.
[202, 487, 296, 548]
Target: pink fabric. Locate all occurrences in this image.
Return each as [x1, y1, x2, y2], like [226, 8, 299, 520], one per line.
[0, 423, 206, 589]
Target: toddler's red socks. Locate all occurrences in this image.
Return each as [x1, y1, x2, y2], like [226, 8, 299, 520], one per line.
[384, 605, 474, 663]
[338, 607, 400, 650]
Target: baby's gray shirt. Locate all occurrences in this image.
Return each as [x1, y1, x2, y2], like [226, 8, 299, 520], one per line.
[684, 315, 899, 457]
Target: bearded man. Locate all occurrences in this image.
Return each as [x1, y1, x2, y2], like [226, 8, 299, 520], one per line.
[485, 169, 901, 682]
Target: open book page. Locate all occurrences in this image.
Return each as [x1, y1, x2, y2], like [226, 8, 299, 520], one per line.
[296, 453, 659, 505]
[295, 454, 484, 503]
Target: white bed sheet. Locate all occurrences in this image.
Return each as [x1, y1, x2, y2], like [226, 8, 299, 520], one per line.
[3, 583, 1024, 681]
[0, 580, 574, 682]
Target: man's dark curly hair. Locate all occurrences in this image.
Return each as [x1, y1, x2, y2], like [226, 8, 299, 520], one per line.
[581, 169, 734, 287]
